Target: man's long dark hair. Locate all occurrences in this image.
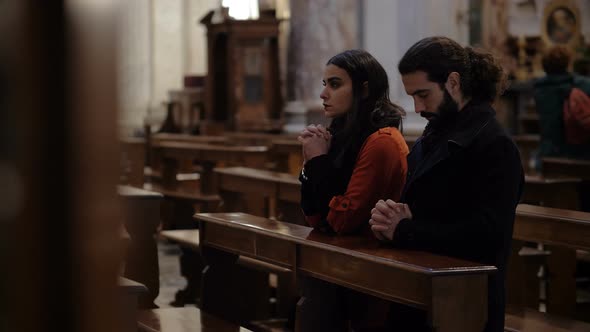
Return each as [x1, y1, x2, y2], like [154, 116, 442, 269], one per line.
[326, 49, 405, 168]
[398, 36, 507, 104]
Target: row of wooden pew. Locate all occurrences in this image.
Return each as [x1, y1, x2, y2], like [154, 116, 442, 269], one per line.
[118, 131, 590, 331]
[118, 184, 256, 331]
[151, 165, 590, 331]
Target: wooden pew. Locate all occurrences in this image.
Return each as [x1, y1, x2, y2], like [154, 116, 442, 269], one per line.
[118, 185, 162, 308]
[268, 135, 420, 175]
[160, 229, 295, 327]
[161, 229, 200, 251]
[151, 141, 268, 307]
[150, 133, 228, 145]
[137, 307, 253, 332]
[542, 158, 590, 179]
[515, 176, 586, 314]
[118, 277, 148, 332]
[213, 167, 302, 324]
[120, 137, 146, 187]
[196, 212, 495, 332]
[512, 204, 590, 319]
[215, 166, 303, 225]
[151, 132, 299, 174]
[149, 132, 420, 177]
[151, 141, 268, 194]
[148, 134, 229, 184]
[270, 139, 302, 175]
[522, 175, 582, 210]
[226, 132, 298, 146]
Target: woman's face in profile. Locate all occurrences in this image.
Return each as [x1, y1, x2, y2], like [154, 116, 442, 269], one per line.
[320, 64, 354, 119]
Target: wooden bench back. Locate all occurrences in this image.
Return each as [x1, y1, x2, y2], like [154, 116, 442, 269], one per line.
[151, 142, 268, 194]
[542, 157, 590, 179]
[514, 204, 590, 251]
[214, 166, 303, 224]
[522, 175, 582, 210]
[509, 204, 590, 317]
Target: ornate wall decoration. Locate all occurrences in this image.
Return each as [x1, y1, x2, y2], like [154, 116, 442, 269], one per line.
[541, 0, 582, 49]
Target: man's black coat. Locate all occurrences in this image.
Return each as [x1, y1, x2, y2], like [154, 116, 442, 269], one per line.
[393, 101, 524, 332]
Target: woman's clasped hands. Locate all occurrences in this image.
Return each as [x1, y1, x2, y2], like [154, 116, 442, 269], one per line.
[297, 124, 332, 163]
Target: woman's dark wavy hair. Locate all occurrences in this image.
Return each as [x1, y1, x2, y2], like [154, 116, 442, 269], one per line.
[327, 49, 405, 132]
[326, 49, 405, 167]
[398, 36, 507, 103]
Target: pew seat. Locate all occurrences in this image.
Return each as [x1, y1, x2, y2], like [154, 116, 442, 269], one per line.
[504, 309, 590, 332]
[512, 204, 590, 319]
[137, 307, 253, 332]
[144, 183, 220, 208]
[160, 229, 200, 251]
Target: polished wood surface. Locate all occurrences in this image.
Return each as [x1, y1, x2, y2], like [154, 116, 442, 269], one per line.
[160, 230, 200, 251]
[505, 309, 590, 332]
[270, 138, 302, 174]
[119, 185, 163, 308]
[523, 175, 582, 209]
[137, 307, 252, 332]
[144, 183, 220, 208]
[211, 168, 301, 323]
[214, 167, 301, 323]
[215, 166, 299, 186]
[515, 204, 590, 250]
[119, 185, 163, 199]
[542, 157, 590, 179]
[151, 141, 268, 194]
[196, 212, 495, 332]
[513, 204, 590, 317]
[151, 133, 228, 145]
[197, 212, 495, 273]
[225, 132, 299, 146]
[215, 167, 302, 224]
[152, 141, 268, 159]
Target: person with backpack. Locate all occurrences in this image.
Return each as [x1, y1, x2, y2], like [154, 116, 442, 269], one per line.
[533, 45, 590, 163]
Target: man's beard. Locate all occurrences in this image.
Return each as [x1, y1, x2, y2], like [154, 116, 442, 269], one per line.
[422, 88, 460, 137]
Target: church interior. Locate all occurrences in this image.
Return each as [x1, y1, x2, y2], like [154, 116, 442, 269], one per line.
[1, 0, 590, 331]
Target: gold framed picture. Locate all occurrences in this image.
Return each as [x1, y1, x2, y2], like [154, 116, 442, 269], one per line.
[541, 0, 581, 48]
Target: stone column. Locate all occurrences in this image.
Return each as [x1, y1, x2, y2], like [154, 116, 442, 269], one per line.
[117, 0, 152, 135]
[283, 0, 359, 132]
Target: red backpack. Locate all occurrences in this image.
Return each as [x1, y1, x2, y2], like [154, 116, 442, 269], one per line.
[563, 87, 590, 144]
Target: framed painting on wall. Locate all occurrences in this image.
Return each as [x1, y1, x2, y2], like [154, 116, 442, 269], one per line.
[541, 0, 581, 48]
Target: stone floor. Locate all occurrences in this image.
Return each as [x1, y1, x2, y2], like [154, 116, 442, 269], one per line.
[154, 238, 188, 309]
